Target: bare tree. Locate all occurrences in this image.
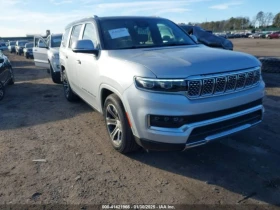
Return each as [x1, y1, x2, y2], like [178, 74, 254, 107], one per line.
[263, 12, 274, 27]
[273, 12, 280, 27]
[251, 16, 257, 28]
[256, 11, 265, 27]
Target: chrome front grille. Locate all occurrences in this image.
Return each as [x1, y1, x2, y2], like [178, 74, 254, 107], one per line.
[187, 68, 261, 99]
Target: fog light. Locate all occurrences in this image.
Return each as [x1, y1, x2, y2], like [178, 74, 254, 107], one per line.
[149, 115, 186, 128]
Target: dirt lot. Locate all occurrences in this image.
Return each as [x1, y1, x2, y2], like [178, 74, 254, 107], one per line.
[232, 38, 280, 58]
[0, 40, 280, 209]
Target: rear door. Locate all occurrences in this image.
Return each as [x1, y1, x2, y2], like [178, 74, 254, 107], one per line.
[33, 36, 49, 68]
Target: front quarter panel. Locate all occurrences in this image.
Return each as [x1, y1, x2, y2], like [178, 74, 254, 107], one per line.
[97, 50, 156, 113]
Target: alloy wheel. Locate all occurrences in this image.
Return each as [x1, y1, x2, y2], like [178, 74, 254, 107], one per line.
[105, 104, 123, 147]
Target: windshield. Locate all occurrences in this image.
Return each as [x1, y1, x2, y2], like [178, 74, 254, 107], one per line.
[51, 35, 62, 47]
[99, 18, 196, 50]
[25, 43, 33, 48]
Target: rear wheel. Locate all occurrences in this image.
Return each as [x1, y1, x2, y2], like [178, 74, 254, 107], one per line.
[62, 70, 78, 102]
[0, 82, 5, 101]
[50, 65, 61, 84]
[104, 94, 139, 153]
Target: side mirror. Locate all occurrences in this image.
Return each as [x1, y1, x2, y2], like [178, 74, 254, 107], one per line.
[72, 40, 99, 56]
[190, 34, 198, 43]
[0, 58, 4, 63]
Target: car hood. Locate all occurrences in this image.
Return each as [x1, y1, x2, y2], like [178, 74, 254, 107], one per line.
[109, 45, 260, 78]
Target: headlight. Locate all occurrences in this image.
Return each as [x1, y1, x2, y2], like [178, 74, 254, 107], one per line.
[134, 77, 187, 92]
[52, 54, 59, 59]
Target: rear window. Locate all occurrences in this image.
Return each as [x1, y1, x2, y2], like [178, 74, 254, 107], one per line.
[19, 41, 28, 46]
[25, 43, 33, 48]
[51, 35, 62, 47]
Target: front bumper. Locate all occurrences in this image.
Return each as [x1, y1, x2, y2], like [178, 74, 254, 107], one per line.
[50, 58, 60, 73]
[123, 81, 265, 150]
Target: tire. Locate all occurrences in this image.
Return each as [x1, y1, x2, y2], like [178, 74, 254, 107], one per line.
[0, 82, 5, 101]
[8, 67, 15, 85]
[50, 65, 62, 84]
[104, 94, 139, 153]
[259, 57, 280, 73]
[7, 67, 15, 85]
[62, 70, 79, 102]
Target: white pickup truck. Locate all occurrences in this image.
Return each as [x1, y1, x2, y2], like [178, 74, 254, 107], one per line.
[33, 34, 62, 84]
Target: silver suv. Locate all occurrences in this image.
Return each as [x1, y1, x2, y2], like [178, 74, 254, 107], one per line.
[60, 16, 265, 153]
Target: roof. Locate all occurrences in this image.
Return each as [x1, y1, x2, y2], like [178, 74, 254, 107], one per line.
[65, 16, 166, 29]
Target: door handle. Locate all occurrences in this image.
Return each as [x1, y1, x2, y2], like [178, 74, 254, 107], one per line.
[34, 49, 37, 52]
[77, 60, 81, 64]
[66, 56, 68, 59]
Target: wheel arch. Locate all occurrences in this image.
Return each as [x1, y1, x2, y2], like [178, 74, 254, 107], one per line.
[100, 85, 124, 115]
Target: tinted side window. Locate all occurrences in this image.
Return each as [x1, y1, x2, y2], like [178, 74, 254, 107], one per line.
[82, 23, 98, 48]
[69, 24, 82, 48]
[61, 28, 71, 48]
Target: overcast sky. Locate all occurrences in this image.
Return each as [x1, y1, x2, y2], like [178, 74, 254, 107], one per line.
[0, 0, 279, 37]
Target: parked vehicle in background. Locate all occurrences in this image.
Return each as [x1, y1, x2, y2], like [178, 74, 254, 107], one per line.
[60, 16, 264, 153]
[250, 33, 262, 39]
[267, 32, 280, 39]
[179, 25, 233, 50]
[15, 40, 29, 55]
[33, 34, 62, 84]
[7, 41, 16, 53]
[0, 43, 8, 51]
[0, 50, 14, 100]
[226, 33, 235, 39]
[23, 43, 34, 59]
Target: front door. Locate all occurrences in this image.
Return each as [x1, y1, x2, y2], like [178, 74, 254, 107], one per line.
[76, 23, 100, 108]
[33, 36, 49, 68]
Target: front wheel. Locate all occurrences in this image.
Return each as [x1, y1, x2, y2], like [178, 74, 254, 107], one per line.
[104, 94, 139, 153]
[62, 70, 78, 102]
[0, 82, 5, 101]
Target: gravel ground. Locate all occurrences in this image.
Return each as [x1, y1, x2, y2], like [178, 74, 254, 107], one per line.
[0, 45, 280, 209]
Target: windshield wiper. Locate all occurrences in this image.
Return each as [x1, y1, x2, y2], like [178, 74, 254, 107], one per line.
[162, 43, 192, 47]
[119, 45, 157, 49]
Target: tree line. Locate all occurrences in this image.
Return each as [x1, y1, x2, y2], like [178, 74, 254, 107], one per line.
[186, 11, 280, 32]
